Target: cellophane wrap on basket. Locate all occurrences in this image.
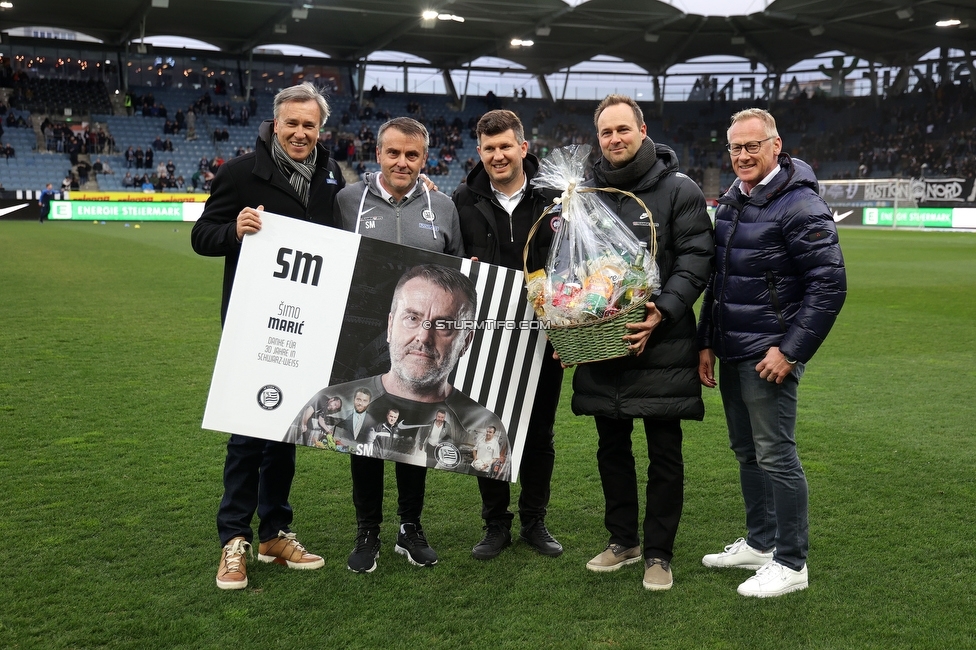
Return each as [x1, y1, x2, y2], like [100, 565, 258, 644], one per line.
[526, 145, 660, 328]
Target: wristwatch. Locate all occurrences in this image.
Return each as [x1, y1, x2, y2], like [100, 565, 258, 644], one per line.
[784, 356, 798, 365]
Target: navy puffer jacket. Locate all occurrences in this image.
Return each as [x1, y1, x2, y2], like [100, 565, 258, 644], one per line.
[697, 153, 846, 363]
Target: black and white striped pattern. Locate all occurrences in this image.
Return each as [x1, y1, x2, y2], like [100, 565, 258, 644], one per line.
[452, 259, 547, 454]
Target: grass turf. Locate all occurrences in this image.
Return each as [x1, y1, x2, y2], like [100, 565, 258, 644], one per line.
[1, 221, 974, 649]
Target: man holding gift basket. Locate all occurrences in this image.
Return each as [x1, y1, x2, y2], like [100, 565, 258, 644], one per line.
[573, 95, 714, 591]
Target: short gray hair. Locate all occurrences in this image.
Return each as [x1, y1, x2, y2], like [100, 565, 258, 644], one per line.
[729, 108, 779, 139]
[377, 117, 430, 155]
[273, 82, 331, 127]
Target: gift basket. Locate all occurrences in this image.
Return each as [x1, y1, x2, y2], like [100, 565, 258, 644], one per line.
[523, 145, 660, 365]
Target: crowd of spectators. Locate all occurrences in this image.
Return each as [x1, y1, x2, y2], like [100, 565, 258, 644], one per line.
[41, 116, 116, 156]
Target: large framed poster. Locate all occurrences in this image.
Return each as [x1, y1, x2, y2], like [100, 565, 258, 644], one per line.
[202, 212, 547, 482]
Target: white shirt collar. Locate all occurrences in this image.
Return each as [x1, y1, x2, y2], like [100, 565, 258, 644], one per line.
[491, 175, 527, 215]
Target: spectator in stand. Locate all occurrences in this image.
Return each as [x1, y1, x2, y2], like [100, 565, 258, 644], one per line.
[166, 160, 176, 177]
[186, 108, 197, 141]
[153, 136, 165, 151]
[77, 161, 91, 185]
[135, 147, 144, 169]
[145, 147, 154, 169]
[122, 172, 134, 188]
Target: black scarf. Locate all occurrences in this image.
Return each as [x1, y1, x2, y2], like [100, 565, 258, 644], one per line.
[271, 136, 318, 207]
[594, 138, 658, 188]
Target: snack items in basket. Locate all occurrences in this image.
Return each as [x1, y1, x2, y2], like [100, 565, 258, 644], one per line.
[523, 145, 661, 364]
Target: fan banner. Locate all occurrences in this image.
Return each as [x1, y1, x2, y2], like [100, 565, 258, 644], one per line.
[201, 211, 546, 482]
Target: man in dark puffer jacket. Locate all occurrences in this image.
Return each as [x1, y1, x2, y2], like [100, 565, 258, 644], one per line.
[697, 108, 846, 598]
[576, 95, 714, 591]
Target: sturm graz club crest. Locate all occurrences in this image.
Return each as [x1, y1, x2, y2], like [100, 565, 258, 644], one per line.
[257, 385, 282, 410]
[434, 442, 461, 469]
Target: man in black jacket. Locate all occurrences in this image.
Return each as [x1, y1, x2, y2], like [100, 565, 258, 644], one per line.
[452, 110, 564, 560]
[576, 95, 714, 591]
[191, 82, 345, 590]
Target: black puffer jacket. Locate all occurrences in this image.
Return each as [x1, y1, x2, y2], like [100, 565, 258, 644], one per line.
[571, 143, 715, 420]
[697, 154, 846, 363]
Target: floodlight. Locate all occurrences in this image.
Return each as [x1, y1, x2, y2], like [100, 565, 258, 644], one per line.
[896, 7, 914, 19]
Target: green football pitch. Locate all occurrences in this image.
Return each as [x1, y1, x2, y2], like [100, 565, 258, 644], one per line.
[1, 220, 974, 649]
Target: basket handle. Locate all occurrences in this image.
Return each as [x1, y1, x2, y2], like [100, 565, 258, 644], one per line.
[522, 186, 657, 280]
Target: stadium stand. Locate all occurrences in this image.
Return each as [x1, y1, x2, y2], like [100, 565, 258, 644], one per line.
[2, 70, 975, 202]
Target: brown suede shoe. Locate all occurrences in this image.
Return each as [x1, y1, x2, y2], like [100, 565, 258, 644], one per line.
[216, 536, 250, 590]
[258, 531, 324, 570]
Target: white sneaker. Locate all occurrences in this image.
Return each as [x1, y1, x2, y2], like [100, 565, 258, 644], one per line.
[737, 560, 808, 598]
[702, 537, 773, 570]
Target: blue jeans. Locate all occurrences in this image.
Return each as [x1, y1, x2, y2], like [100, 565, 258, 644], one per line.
[719, 358, 808, 571]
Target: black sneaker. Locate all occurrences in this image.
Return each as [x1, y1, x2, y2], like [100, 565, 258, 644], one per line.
[472, 521, 512, 560]
[394, 523, 438, 567]
[347, 528, 381, 573]
[519, 518, 563, 557]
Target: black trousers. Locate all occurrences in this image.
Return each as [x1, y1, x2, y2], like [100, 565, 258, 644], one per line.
[478, 346, 563, 527]
[350, 455, 427, 530]
[595, 416, 683, 561]
[216, 434, 295, 546]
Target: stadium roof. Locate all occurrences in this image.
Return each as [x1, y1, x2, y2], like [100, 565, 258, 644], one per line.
[3, 0, 973, 74]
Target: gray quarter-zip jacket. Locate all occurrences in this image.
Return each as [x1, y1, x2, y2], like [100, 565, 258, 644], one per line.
[333, 172, 465, 256]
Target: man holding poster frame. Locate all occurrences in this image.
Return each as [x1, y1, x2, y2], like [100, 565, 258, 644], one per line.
[333, 117, 465, 573]
[191, 82, 344, 590]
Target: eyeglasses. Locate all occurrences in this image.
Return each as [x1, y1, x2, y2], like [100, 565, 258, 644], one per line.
[726, 136, 775, 155]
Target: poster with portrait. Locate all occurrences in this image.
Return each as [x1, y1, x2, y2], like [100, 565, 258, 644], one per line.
[201, 211, 547, 482]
